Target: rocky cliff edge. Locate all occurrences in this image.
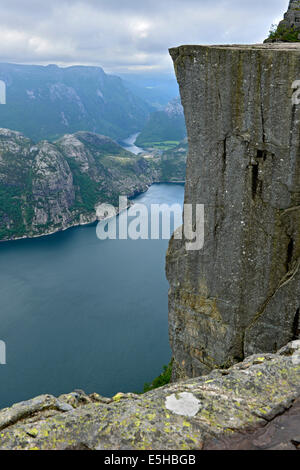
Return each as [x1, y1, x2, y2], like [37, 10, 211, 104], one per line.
[167, 44, 300, 380]
[0, 341, 299, 450]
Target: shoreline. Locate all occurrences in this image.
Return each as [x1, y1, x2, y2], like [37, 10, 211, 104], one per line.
[0, 181, 185, 244]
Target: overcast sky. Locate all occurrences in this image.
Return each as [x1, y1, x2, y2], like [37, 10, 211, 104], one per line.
[0, 0, 289, 75]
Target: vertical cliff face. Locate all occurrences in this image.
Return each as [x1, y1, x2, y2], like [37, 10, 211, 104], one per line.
[278, 1, 300, 33]
[167, 44, 300, 380]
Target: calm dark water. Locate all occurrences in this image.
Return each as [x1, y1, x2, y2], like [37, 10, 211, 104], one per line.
[0, 183, 184, 408]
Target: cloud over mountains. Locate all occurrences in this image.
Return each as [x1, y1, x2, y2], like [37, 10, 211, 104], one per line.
[0, 0, 288, 73]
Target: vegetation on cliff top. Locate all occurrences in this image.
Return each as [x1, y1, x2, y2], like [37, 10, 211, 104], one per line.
[267, 23, 300, 42]
[143, 361, 173, 393]
[135, 98, 186, 149]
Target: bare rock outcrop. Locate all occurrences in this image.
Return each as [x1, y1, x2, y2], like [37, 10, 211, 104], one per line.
[167, 44, 300, 380]
[0, 342, 299, 450]
[278, 1, 300, 34]
[0, 129, 180, 242]
[265, 1, 300, 42]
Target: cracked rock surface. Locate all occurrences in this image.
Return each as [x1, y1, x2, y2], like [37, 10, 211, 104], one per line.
[276, 1, 300, 35]
[167, 44, 300, 380]
[0, 341, 299, 450]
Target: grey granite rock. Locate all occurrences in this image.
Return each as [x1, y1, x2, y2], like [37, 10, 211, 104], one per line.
[0, 341, 299, 450]
[278, 1, 300, 33]
[167, 44, 300, 380]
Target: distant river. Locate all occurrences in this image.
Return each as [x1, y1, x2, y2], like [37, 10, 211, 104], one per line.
[120, 133, 144, 155]
[0, 183, 184, 408]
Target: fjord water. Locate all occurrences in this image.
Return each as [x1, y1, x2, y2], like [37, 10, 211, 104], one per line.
[120, 133, 144, 155]
[0, 183, 184, 408]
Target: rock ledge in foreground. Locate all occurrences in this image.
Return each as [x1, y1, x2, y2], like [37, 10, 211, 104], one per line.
[0, 341, 299, 450]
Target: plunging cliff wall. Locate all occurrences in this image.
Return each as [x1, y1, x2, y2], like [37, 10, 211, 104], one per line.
[167, 44, 300, 380]
[1, 45, 300, 451]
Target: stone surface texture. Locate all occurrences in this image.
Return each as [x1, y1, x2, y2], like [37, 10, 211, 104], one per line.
[167, 44, 300, 380]
[0, 342, 299, 450]
[278, 1, 300, 32]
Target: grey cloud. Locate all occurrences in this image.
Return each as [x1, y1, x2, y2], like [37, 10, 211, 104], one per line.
[0, 0, 289, 74]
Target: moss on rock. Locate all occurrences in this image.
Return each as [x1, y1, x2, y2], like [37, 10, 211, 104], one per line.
[0, 341, 299, 450]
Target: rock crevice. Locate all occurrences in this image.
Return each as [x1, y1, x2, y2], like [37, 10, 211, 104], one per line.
[167, 44, 300, 379]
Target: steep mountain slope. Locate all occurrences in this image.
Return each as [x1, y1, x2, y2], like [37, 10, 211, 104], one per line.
[0, 129, 159, 241]
[0, 63, 152, 142]
[0, 128, 186, 242]
[135, 97, 187, 148]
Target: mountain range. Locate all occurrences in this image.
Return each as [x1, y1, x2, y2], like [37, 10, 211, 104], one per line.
[0, 63, 187, 242]
[135, 97, 187, 149]
[0, 63, 152, 142]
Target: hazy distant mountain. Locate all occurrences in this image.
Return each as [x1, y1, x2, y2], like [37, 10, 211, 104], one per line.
[0, 63, 153, 142]
[135, 97, 187, 148]
[119, 74, 179, 108]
